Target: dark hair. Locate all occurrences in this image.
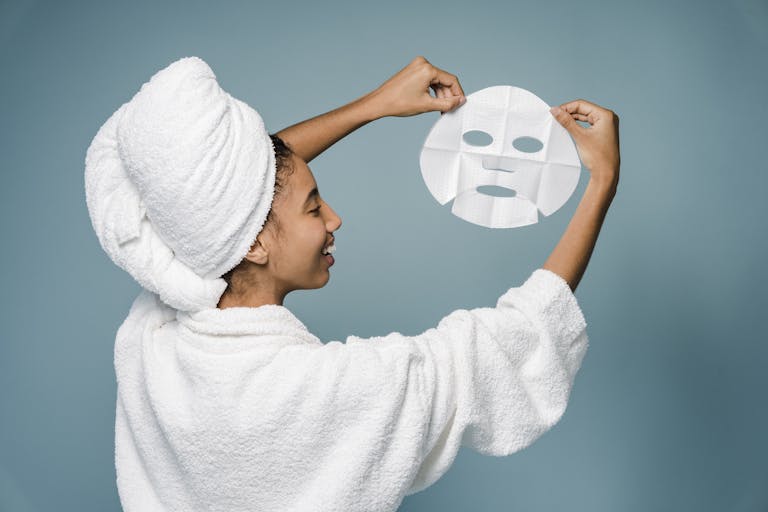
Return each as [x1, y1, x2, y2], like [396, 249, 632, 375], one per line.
[264, 133, 296, 234]
[220, 133, 295, 289]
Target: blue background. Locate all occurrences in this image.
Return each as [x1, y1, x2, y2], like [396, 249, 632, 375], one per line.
[1, 0, 766, 510]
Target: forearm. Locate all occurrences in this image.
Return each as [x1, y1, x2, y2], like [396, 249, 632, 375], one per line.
[542, 176, 617, 292]
[274, 91, 382, 164]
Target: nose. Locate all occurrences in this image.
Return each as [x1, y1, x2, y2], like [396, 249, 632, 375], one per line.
[324, 202, 342, 232]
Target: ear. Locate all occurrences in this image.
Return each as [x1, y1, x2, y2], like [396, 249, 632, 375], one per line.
[243, 237, 269, 265]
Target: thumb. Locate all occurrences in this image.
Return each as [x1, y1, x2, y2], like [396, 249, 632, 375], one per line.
[431, 94, 465, 113]
[550, 105, 583, 137]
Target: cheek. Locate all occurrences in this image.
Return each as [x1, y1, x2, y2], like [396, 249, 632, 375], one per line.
[294, 220, 327, 258]
[312, 223, 327, 253]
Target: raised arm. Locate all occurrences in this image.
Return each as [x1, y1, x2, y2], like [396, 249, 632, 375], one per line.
[543, 100, 621, 292]
[275, 56, 466, 164]
[274, 92, 378, 164]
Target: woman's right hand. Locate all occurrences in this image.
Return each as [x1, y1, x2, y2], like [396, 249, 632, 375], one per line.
[550, 99, 620, 188]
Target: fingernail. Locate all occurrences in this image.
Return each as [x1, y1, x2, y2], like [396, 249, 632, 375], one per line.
[550, 106, 561, 115]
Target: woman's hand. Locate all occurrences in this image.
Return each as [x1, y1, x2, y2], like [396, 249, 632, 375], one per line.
[366, 56, 466, 118]
[550, 99, 620, 188]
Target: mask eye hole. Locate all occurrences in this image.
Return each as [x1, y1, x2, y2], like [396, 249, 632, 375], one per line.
[462, 130, 493, 147]
[512, 136, 544, 153]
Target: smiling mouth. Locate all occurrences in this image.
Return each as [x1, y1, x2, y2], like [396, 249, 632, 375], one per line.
[321, 242, 336, 255]
[321, 241, 336, 267]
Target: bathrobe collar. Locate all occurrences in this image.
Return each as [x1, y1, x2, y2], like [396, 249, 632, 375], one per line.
[174, 302, 322, 349]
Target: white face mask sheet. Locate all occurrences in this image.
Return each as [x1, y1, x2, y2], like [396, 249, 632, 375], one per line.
[419, 85, 582, 228]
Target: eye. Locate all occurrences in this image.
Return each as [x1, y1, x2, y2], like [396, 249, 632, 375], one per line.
[310, 205, 321, 215]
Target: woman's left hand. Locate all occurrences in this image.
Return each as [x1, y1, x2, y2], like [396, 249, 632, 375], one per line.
[366, 56, 466, 118]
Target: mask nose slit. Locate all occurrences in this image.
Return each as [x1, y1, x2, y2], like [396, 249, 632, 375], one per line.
[481, 156, 516, 173]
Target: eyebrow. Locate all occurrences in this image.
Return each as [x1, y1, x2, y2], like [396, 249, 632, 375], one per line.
[303, 187, 319, 208]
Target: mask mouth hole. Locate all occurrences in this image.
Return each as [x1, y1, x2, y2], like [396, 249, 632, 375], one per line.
[512, 136, 543, 153]
[476, 185, 517, 198]
[462, 130, 493, 147]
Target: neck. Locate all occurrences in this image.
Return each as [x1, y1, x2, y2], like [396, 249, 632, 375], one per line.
[217, 285, 287, 309]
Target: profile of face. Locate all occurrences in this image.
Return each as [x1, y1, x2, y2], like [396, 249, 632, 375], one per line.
[245, 153, 342, 295]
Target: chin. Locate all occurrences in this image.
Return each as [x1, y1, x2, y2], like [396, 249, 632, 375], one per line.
[305, 271, 330, 290]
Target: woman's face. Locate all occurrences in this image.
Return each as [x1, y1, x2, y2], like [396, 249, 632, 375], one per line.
[257, 153, 342, 293]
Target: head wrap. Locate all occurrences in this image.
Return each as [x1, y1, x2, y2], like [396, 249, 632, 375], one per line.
[84, 56, 276, 312]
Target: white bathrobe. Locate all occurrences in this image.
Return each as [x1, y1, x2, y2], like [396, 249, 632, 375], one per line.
[113, 268, 588, 511]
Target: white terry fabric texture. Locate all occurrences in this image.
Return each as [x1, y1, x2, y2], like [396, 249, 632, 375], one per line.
[113, 268, 589, 511]
[84, 56, 276, 312]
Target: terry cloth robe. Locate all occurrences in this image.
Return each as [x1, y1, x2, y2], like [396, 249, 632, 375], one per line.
[113, 268, 589, 511]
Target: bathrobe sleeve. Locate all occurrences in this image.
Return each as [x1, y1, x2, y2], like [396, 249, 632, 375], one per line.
[332, 268, 589, 497]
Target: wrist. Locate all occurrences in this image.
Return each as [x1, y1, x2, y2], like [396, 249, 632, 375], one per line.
[586, 177, 618, 201]
[358, 88, 389, 121]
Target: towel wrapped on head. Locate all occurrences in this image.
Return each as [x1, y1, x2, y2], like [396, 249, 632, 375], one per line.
[84, 56, 276, 312]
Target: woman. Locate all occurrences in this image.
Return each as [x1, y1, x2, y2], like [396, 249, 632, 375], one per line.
[85, 55, 619, 511]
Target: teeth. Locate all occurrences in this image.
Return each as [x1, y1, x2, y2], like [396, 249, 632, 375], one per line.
[322, 242, 336, 255]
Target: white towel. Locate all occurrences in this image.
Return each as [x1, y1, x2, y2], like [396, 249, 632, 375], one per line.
[84, 56, 276, 312]
[112, 268, 588, 511]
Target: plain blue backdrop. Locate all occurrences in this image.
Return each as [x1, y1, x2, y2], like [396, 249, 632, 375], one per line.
[1, 0, 766, 510]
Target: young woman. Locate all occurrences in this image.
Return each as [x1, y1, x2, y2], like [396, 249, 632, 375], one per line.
[85, 55, 619, 511]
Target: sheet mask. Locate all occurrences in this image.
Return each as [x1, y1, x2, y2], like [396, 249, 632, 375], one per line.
[419, 85, 582, 228]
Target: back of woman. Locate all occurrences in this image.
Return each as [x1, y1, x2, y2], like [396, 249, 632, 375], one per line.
[85, 55, 619, 511]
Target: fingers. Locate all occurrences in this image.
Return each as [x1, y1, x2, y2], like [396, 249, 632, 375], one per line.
[430, 67, 465, 114]
[561, 99, 599, 117]
[550, 98, 621, 176]
[430, 94, 465, 114]
[431, 83, 446, 99]
[430, 67, 464, 98]
[558, 99, 615, 126]
[431, 85, 446, 114]
[431, 81, 466, 114]
[410, 56, 466, 114]
[415, 55, 464, 98]
[550, 105, 584, 137]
